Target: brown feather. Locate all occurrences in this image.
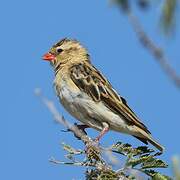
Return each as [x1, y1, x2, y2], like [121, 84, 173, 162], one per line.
[70, 62, 150, 134]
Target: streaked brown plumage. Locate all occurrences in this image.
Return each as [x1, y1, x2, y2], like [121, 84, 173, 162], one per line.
[43, 38, 164, 152]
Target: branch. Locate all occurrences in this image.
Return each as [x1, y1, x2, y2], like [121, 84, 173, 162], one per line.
[127, 11, 180, 88]
[113, 1, 180, 88]
[35, 88, 171, 179]
[34, 88, 91, 144]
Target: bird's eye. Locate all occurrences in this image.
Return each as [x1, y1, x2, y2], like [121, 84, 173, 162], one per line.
[56, 48, 63, 53]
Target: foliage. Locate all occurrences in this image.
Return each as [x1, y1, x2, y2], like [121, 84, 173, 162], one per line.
[112, 0, 179, 35]
[111, 0, 180, 88]
[50, 141, 172, 180]
[160, 0, 177, 34]
[172, 156, 180, 180]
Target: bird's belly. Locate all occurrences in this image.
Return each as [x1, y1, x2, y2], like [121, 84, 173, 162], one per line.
[56, 82, 132, 134]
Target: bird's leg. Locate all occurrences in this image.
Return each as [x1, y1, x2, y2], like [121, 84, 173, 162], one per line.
[95, 122, 109, 142]
[85, 122, 109, 160]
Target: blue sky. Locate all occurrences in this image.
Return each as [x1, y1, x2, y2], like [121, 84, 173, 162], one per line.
[1, 0, 180, 179]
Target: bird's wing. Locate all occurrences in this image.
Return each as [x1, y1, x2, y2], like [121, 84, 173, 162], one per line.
[70, 62, 150, 134]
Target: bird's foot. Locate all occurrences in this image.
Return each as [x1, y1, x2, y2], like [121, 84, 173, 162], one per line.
[74, 123, 89, 134]
[73, 123, 89, 140]
[61, 123, 89, 140]
[94, 122, 109, 142]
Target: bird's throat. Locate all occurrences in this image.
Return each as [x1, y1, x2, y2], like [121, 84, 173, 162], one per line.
[54, 62, 63, 75]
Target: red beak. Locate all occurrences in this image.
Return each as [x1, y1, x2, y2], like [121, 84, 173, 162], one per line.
[42, 52, 55, 61]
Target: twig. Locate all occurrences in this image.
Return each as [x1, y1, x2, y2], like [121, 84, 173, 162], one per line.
[35, 89, 169, 179]
[35, 89, 128, 174]
[126, 10, 180, 88]
[49, 157, 86, 166]
[34, 88, 91, 144]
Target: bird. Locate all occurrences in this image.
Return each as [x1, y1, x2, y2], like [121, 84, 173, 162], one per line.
[42, 38, 164, 152]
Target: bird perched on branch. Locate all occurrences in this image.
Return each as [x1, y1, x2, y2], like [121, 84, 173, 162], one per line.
[42, 38, 164, 152]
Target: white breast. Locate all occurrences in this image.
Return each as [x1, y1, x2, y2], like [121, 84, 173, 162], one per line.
[54, 78, 132, 134]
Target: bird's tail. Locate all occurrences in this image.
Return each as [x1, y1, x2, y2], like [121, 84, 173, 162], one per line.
[134, 127, 165, 152]
[147, 136, 164, 152]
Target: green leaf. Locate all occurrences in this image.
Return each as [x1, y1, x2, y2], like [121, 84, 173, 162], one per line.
[112, 142, 154, 157]
[142, 170, 172, 180]
[65, 154, 74, 161]
[160, 0, 177, 34]
[142, 169, 157, 177]
[126, 155, 152, 167]
[61, 142, 83, 155]
[132, 146, 154, 156]
[137, 0, 150, 10]
[111, 0, 130, 12]
[172, 156, 180, 180]
[127, 153, 168, 169]
[152, 173, 172, 180]
[86, 169, 120, 180]
[141, 156, 168, 169]
[112, 142, 133, 155]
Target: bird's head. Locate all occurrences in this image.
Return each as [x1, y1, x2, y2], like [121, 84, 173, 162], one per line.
[42, 38, 89, 69]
